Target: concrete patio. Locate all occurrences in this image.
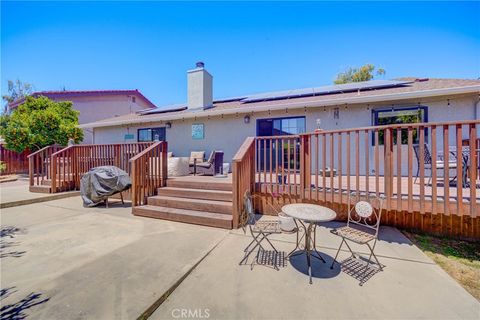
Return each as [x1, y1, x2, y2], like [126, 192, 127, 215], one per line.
[1, 195, 479, 319]
[0, 178, 79, 209]
[0, 197, 227, 319]
[151, 223, 480, 320]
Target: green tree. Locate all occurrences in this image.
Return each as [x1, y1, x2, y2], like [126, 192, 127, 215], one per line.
[0, 96, 83, 152]
[334, 64, 386, 84]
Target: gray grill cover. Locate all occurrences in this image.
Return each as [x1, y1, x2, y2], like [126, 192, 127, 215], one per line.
[80, 166, 131, 207]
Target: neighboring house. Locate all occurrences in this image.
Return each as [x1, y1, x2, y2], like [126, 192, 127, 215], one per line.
[80, 63, 480, 173]
[9, 89, 157, 144]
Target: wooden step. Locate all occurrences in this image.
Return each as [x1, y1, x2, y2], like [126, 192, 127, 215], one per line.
[29, 185, 52, 193]
[41, 179, 74, 187]
[133, 205, 232, 229]
[167, 178, 232, 191]
[157, 187, 232, 202]
[148, 195, 232, 215]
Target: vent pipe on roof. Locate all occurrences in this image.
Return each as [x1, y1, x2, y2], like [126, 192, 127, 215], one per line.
[187, 62, 213, 110]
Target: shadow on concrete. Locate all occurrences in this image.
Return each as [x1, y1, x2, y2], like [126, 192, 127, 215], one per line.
[318, 221, 413, 245]
[336, 256, 383, 286]
[0, 289, 50, 320]
[289, 252, 340, 280]
[0, 226, 26, 259]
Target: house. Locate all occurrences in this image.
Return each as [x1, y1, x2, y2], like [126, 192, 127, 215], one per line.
[9, 89, 157, 144]
[80, 62, 480, 173]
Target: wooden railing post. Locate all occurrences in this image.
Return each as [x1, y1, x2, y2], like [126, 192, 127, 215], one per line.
[300, 134, 311, 199]
[161, 142, 168, 187]
[384, 127, 393, 211]
[131, 158, 137, 206]
[28, 156, 34, 187]
[51, 154, 57, 194]
[232, 161, 240, 229]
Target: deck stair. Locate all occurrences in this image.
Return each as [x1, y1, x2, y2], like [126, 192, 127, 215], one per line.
[29, 178, 75, 193]
[133, 176, 234, 229]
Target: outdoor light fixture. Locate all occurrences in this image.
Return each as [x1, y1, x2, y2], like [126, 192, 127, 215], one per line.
[165, 122, 172, 129]
[316, 118, 322, 130]
[244, 115, 250, 124]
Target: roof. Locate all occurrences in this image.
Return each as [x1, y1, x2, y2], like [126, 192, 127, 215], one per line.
[79, 77, 479, 129]
[8, 89, 157, 109]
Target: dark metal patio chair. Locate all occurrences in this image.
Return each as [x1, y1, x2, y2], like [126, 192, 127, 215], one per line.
[413, 144, 457, 185]
[238, 191, 283, 270]
[195, 150, 224, 176]
[330, 192, 385, 285]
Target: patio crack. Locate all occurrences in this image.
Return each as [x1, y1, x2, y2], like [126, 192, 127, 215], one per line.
[136, 232, 228, 320]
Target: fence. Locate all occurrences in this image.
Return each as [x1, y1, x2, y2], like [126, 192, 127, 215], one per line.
[29, 143, 153, 195]
[0, 145, 30, 175]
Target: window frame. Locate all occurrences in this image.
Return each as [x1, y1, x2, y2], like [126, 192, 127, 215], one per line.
[371, 105, 429, 145]
[137, 127, 166, 142]
[256, 115, 306, 137]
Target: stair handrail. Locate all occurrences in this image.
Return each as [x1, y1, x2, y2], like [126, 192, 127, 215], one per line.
[232, 136, 256, 228]
[130, 141, 168, 207]
[50, 145, 75, 193]
[28, 144, 64, 188]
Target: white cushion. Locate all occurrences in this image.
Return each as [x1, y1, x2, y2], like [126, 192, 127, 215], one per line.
[189, 151, 205, 165]
[168, 157, 190, 177]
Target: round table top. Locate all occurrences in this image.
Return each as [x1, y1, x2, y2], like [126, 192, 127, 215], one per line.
[282, 203, 336, 222]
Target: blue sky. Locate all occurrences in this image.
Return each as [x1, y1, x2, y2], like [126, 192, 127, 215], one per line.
[2, 1, 479, 107]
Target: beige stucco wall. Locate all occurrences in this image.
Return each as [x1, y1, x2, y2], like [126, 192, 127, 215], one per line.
[93, 93, 479, 175]
[52, 94, 151, 144]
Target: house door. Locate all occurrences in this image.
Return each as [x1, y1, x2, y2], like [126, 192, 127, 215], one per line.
[256, 116, 305, 171]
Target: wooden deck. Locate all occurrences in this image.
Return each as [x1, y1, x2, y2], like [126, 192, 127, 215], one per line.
[256, 174, 480, 203]
[167, 174, 232, 189]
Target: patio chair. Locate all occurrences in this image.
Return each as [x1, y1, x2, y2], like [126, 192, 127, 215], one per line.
[413, 144, 457, 185]
[195, 151, 224, 176]
[188, 151, 205, 174]
[238, 190, 283, 270]
[330, 192, 385, 285]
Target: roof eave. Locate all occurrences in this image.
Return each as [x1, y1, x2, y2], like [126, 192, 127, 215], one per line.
[79, 85, 480, 129]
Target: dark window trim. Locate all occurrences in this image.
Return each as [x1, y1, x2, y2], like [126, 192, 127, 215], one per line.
[137, 127, 166, 142]
[256, 115, 306, 136]
[371, 105, 429, 145]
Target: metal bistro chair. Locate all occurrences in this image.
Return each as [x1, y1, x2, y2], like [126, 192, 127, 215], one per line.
[238, 191, 283, 270]
[413, 144, 457, 185]
[330, 193, 385, 285]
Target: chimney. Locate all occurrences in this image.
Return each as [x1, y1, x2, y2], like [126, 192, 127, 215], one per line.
[187, 61, 213, 110]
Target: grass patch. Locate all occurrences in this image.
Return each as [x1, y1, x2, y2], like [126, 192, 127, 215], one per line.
[403, 231, 480, 301]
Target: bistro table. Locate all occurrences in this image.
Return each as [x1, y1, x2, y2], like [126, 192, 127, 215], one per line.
[282, 203, 337, 284]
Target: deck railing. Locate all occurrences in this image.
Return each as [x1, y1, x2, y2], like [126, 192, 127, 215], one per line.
[249, 120, 479, 238]
[232, 137, 256, 228]
[28, 144, 63, 188]
[47, 142, 153, 193]
[130, 141, 168, 206]
[1, 145, 30, 175]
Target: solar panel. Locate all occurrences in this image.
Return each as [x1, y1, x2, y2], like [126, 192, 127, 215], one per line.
[214, 96, 247, 103]
[139, 104, 187, 115]
[241, 80, 412, 103]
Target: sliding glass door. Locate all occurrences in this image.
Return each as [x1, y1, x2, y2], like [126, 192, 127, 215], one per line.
[256, 116, 306, 171]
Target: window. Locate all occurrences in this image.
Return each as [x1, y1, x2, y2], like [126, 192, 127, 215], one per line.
[256, 116, 305, 171]
[372, 106, 428, 145]
[132, 96, 136, 103]
[137, 127, 166, 142]
[257, 116, 306, 136]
